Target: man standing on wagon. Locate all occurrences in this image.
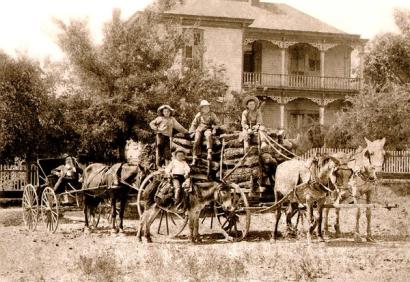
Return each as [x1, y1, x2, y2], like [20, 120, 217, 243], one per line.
[241, 96, 264, 152]
[150, 105, 188, 167]
[189, 100, 221, 166]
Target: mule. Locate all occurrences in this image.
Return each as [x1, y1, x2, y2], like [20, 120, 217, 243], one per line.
[323, 138, 385, 241]
[82, 162, 146, 233]
[272, 155, 350, 244]
[81, 141, 151, 233]
[137, 180, 234, 243]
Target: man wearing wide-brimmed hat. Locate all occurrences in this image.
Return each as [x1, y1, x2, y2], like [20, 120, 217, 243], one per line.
[150, 104, 188, 167]
[189, 100, 221, 165]
[241, 96, 264, 152]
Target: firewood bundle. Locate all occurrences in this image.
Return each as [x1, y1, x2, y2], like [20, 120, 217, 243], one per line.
[171, 133, 221, 182]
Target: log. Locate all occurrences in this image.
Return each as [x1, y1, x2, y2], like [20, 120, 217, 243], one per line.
[223, 147, 258, 160]
[223, 139, 243, 148]
[191, 174, 209, 181]
[223, 155, 260, 167]
[170, 142, 191, 154]
[173, 137, 193, 147]
[220, 132, 240, 142]
[224, 167, 261, 183]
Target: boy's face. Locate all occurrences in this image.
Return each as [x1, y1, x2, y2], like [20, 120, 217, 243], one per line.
[175, 152, 185, 161]
[247, 101, 256, 111]
[163, 109, 171, 117]
[201, 106, 210, 114]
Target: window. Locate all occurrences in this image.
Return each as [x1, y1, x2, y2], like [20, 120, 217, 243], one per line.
[182, 28, 203, 70]
[185, 46, 193, 59]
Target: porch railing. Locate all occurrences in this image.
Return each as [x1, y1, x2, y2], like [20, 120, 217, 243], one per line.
[243, 72, 361, 91]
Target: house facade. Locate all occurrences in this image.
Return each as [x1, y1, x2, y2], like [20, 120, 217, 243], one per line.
[162, 0, 366, 132]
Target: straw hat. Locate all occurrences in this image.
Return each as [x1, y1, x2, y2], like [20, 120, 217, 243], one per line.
[157, 104, 175, 116]
[243, 96, 260, 108]
[198, 100, 211, 109]
[173, 148, 186, 156]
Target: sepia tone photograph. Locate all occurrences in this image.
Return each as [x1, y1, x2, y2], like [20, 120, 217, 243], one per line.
[0, 0, 409, 281]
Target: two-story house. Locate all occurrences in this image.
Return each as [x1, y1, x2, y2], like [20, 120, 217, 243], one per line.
[162, 0, 366, 132]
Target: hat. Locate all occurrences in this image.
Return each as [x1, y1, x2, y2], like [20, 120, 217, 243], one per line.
[173, 148, 186, 156]
[199, 100, 211, 108]
[157, 105, 175, 116]
[243, 96, 260, 108]
[62, 153, 70, 159]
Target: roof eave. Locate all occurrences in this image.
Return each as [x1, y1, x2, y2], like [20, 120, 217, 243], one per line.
[161, 12, 254, 26]
[246, 27, 363, 41]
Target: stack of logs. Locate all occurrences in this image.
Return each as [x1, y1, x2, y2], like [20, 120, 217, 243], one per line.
[171, 133, 222, 185]
[171, 131, 297, 190]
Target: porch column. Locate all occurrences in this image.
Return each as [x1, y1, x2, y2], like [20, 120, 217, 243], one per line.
[359, 46, 365, 89]
[320, 49, 325, 88]
[280, 48, 286, 86]
[279, 104, 285, 129]
[319, 106, 325, 126]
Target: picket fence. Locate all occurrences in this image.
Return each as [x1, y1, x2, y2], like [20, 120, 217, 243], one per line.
[301, 148, 410, 174]
[0, 162, 38, 192]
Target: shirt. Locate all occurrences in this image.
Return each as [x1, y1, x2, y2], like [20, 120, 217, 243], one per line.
[149, 116, 188, 137]
[165, 159, 190, 176]
[189, 112, 221, 132]
[241, 109, 263, 130]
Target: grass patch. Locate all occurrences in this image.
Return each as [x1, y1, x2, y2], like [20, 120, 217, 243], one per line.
[77, 249, 122, 282]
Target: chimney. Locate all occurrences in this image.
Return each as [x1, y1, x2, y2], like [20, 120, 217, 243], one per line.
[249, 0, 260, 6]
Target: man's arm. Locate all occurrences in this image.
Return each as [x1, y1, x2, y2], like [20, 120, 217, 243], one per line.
[172, 118, 188, 133]
[149, 117, 160, 131]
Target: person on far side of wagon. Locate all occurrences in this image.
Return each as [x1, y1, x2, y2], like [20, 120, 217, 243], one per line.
[189, 100, 221, 166]
[150, 105, 188, 167]
[164, 148, 191, 206]
[241, 96, 265, 152]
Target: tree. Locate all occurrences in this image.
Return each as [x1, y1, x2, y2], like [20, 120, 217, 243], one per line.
[55, 2, 228, 161]
[0, 52, 77, 165]
[364, 8, 410, 88]
[325, 85, 410, 150]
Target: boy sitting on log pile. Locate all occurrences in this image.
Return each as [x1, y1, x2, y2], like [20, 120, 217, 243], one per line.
[189, 100, 221, 166]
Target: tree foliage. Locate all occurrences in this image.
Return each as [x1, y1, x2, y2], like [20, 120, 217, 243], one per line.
[0, 52, 77, 163]
[364, 8, 410, 88]
[55, 2, 228, 161]
[325, 85, 410, 150]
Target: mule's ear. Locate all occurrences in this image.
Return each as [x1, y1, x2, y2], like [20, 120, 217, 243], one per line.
[379, 137, 386, 147]
[364, 149, 371, 160]
[364, 137, 371, 146]
[328, 156, 340, 166]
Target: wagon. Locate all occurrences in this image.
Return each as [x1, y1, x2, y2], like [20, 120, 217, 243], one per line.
[22, 157, 84, 233]
[21, 157, 138, 233]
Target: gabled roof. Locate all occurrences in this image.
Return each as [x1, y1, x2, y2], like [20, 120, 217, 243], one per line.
[165, 0, 348, 35]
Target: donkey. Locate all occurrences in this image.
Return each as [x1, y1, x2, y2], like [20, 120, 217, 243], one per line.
[273, 155, 350, 244]
[137, 180, 234, 243]
[323, 138, 385, 242]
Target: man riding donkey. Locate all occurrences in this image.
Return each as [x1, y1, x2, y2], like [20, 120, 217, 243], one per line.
[240, 95, 265, 152]
[189, 100, 221, 166]
[150, 105, 188, 167]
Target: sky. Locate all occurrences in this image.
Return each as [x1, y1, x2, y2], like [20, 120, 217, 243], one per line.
[0, 0, 409, 60]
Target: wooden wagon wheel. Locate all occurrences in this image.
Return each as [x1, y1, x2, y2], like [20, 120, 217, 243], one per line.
[137, 170, 164, 217]
[137, 170, 188, 237]
[40, 187, 59, 233]
[22, 184, 39, 231]
[214, 183, 251, 241]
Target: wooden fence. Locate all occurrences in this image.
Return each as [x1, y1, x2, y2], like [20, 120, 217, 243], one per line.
[0, 162, 38, 191]
[301, 148, 410, 174]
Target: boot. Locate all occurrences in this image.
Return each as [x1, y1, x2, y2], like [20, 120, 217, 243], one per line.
[207, 149, 212, 161]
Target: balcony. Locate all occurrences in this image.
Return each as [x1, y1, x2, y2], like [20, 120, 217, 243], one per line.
[243, 72, 361, 92]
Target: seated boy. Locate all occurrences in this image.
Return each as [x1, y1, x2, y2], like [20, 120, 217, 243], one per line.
[189, 100, 221, 165]
[164, 149, 190, 204]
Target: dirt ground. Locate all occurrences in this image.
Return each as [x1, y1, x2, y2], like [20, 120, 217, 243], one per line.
[0, 184, 409, 282]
